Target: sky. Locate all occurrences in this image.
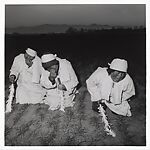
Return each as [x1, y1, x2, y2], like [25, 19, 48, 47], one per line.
[5, 4, 146, 28]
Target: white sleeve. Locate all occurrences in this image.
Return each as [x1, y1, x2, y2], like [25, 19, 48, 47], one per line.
[86, 68, 102, 101]
[10, 56, 21, 79]
[40, 69, 56, 89]
[122, 75, 135, 101]
[62, 61, 79, 91]
[32, 57, 43, 83]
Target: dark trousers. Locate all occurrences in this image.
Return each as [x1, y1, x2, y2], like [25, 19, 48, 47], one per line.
[92, 101, 107, 113]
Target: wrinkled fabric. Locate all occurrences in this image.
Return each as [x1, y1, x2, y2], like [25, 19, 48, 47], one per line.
[86, 67, 135, 116]
[44, 89, 75, 110]
[40, 58, 78, 110]
[32, 57, 43, 83]
[10, 54, 45, 104]
[105, 100, 132, 116]
[86, 67, 112, 101]
[40, 69, 57, 89]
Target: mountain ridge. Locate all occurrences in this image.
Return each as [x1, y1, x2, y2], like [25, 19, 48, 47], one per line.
[6, 24, 140, 34]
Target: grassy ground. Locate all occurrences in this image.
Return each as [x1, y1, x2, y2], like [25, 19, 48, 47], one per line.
[5, 80, 146, 146]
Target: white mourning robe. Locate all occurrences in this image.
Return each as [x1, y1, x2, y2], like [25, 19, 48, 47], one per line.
[86, 67, 135, 116]
[40, 58, 79, 110]
[10, 54, 45, 104]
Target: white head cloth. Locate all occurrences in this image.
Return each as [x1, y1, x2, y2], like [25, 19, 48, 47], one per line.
[26, 48, 37, 57]
[41, 54, 57, 63]
[109, 58, 128, 72]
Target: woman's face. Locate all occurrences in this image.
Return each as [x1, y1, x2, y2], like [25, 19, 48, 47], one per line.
[110, 70, 126, 82]
[24, 53, 35, 67]
[47, 64, 59, 81]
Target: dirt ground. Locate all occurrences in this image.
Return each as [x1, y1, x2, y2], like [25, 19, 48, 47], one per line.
[5, 83, 146, 146]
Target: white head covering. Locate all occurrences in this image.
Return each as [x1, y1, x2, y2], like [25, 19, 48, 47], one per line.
[26, 48, 37, 57]
[109, 58, 128, 72]
[41, 54, 57, 63]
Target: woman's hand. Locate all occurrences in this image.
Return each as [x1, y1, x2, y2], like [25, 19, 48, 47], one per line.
[58, 84, 67, 91]
[9, 74, 16, 83]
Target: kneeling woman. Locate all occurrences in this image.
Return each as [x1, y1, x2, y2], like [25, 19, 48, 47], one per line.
[86, 58, 135, 117]
[40, 53, 79, 111]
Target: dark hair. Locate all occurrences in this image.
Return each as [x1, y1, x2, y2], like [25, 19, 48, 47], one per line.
[107, 67, 115, 75]
[107, 67, 127, 81]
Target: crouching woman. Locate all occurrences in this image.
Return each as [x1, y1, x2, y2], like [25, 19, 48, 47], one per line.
[40, 53, 79, 111]
[86, 58, 135, 117]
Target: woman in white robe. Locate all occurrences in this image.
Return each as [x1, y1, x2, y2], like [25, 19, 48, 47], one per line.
[86, 58, 135, 117]
[40, 53, 79, 111]
[9, 48, 45, 104]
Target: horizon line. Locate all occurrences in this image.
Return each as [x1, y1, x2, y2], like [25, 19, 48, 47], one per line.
[6, 23, 146, 29]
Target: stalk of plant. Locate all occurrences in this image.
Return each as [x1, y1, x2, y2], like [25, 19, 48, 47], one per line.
[57, 78, 65, 112]
[59, 90, 65, 112]
[98, 104, 116, 137]
[6, 84, 14, 113]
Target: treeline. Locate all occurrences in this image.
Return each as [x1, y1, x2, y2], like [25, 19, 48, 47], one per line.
[65, 26, 146, 34]
[6, 27, 146, 36]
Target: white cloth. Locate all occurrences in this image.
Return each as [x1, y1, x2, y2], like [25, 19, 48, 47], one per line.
[40, 58, 79, 110]
[86, 67, 135, 116]
[10, 54, 45, 104]
[26, 48, 37, 57]
[41, 54, 57, 63]
[109, 58, 128, 72]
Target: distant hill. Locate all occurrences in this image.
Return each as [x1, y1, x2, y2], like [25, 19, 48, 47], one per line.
[5, 24, 126, 34]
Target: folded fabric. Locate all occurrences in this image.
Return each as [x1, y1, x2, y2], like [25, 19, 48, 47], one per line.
[32, 57, 42, 83]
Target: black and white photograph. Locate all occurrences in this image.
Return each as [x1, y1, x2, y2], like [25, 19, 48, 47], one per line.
[1, 0, 150, 149]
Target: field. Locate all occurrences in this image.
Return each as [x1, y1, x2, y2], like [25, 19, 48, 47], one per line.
[5, 29, 146, 146]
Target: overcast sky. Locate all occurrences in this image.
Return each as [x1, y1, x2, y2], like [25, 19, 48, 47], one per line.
[5, 4, 145, 28]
